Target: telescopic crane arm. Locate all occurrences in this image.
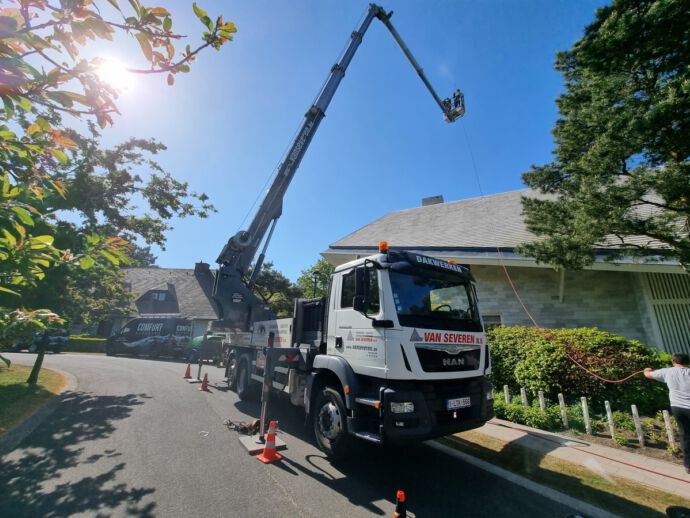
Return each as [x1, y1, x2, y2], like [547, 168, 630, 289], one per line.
[213, 4, 465, 326]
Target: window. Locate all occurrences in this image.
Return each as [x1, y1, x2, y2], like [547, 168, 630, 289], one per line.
[340, 270, 355, 308]
[390, 270, 482, 332]
[339, 267, 380, 314]
[147, 291, 168, 301]
[482, 315, 502, 330]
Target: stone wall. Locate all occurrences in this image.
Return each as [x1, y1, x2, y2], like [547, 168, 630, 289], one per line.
[472, 265, 655, 346]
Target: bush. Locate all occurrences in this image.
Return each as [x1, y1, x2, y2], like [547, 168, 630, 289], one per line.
[493, 398, 562, 430]
[612, 410, 636, 433]
[488, 326, 669, 414]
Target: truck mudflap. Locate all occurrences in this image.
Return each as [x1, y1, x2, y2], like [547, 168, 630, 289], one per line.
[380, 377, 493, 443]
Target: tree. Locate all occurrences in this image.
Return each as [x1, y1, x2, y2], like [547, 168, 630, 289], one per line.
[248, 262, 303, 318]
[0, 0, 234, 381]
[519, 0, 690, 270]
[297, 258, 335, 298]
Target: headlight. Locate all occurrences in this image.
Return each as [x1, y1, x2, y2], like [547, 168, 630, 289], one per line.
[390, 401, 415, 414]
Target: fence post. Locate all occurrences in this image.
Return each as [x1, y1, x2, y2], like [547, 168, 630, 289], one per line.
[538, 391, 546, 413]
[604, 401, 615, 440]
[520, 387, 528, 408]
[503, 385, 510, 405]
[662, 410, 675, 446]
[581, 397, 592, 435]
[558, 393, 568, 428]
[631, 404, 645, 447]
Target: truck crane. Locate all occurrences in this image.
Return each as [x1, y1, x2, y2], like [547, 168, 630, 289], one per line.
[212, 4, 492, 458]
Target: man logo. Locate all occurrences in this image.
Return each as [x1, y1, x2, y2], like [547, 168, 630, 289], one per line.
[443, 357, 465, 367]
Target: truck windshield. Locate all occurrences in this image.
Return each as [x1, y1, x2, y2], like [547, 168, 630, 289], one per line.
[389, 270, 482, 332]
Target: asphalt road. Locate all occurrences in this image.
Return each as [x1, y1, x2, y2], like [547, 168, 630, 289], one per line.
[0, 353, 577, 517]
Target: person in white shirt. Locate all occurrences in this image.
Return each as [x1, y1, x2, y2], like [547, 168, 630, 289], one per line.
[645, 352, 690, 474]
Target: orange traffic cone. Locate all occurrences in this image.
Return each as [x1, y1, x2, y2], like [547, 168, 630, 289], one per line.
[393, 489, 406, 518]
[183, 363, 192, 379]
[199, 373, 210, 392]
[256, 420, 283, 464]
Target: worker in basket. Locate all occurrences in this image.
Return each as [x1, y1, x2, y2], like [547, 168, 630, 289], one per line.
[644, 352, 690, 474]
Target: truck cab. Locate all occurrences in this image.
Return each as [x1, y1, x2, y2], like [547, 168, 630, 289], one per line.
[307, 248, 493, 454]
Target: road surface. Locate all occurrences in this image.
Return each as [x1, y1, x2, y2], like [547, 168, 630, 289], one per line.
[1, 353, 577, 517]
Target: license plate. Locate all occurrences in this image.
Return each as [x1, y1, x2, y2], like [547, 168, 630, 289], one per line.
[446, 397, 471, 410]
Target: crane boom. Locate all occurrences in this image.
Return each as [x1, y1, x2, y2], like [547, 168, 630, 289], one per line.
[213, 3, 464, 327]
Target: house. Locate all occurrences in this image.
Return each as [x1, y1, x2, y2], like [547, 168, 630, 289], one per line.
[106, 262, 219, 338]
[322, 190, 690, 355]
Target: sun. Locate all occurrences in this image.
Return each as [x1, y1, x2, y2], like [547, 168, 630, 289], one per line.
[95, 58, 135, 92]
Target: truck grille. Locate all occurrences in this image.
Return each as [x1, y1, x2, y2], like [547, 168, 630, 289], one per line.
[415, 345, 480, 372]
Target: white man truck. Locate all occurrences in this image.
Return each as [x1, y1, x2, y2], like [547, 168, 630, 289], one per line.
[211, 4, 493, 458]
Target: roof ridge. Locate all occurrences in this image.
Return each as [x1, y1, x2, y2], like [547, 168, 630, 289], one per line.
[389, 187, 532, 216]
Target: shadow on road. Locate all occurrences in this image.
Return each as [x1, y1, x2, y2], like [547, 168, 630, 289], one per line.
[227, 398, 560, 516]
[447, 429, 669, 518]
[0, 391, 156, 518]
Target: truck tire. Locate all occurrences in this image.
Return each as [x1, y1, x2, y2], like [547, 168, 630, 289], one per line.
[236, 355, 258, 401]
[225, 355, 237, 390]
[313, 386, 353, 460]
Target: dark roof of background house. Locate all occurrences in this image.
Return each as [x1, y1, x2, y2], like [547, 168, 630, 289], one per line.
[328, 188, 666, 251]
[123, 267, 218, 320]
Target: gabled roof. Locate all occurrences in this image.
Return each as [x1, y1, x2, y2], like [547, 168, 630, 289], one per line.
[122, 268, 218, 320]
[323, 188, 681, 272]
[329, 189, 538, 250]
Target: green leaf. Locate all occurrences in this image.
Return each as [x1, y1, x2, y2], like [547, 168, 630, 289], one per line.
[2, 228, 16, 247]
[0, 286, 20, 296]
[11, 206, 34, 226]
[80, 256, 95, 270]
[86, 234, 101, 246]
[177, 64, 190, 73]
[100, 249, 120, 266]
[192, 3, 207, 20]
[45, 91, 74, 108]
[31, 235, 54, 246]
[36, 117, 51, 131]
[163, 16, 172, 31]
[2, 96, 14, 118]
[107, 0, 120, 9]
[0, 129, 17, 140]
[50, 149, 68, 164]
[135, 33, 153, 62]
[14, 96, 31, 112]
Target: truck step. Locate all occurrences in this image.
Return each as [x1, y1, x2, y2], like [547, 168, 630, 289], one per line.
[352, 431, 382, 444]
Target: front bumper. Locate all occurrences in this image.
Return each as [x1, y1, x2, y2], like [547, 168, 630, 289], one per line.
[381, 377, 493, 443]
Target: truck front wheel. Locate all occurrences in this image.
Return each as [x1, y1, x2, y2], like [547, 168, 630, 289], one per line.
[313, 387, 353, 460]
[236, 355, 258, 401]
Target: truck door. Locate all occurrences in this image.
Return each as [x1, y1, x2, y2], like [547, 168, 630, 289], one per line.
[330, 267, 386, 377]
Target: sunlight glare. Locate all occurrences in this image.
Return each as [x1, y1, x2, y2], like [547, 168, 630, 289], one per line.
[96, 59, 135, 92]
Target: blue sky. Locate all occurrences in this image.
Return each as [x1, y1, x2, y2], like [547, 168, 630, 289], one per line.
[100, 0, 605, 280]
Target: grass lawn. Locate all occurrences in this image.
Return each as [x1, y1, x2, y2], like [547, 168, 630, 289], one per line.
[0, 363, 67, 436]
[440, 431, 690, 517]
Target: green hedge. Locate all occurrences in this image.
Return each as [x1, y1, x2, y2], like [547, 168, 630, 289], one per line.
[63, 336, 106, 353]
[488, 326, 670, 414]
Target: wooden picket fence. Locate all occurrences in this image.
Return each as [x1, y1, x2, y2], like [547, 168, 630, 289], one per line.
[500, 384, 677, 448]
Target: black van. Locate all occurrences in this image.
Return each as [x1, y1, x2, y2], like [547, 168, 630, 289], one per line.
[106, 317, 192, 358]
